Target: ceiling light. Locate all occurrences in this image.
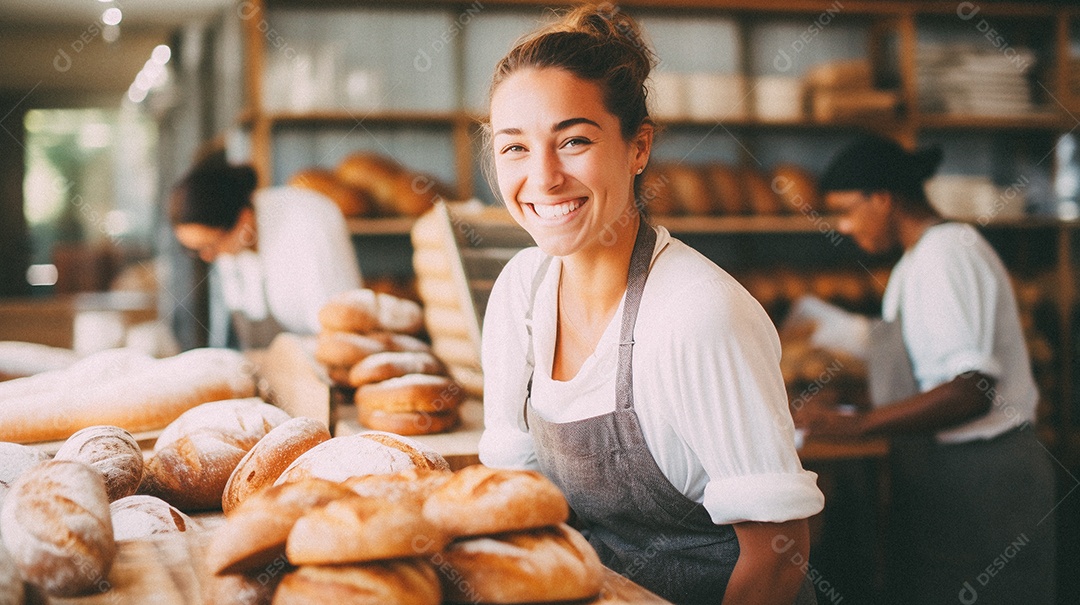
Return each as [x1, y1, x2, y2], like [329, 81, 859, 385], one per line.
[151, 45, 172, 65]
[102, 8, 122, 26]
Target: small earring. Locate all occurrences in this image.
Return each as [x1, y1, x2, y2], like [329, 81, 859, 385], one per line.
[636, 167, 644, 174]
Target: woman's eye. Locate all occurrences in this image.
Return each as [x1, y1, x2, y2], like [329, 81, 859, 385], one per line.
[562, 137, 592, 149]
[500, 144, 526, 154]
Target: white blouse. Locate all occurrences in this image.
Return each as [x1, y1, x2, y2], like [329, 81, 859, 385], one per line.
[479, 226, 824, 525]
[881, 222, 1038, 443]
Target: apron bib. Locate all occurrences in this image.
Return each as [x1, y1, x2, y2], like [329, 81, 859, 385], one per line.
[868, 318, 1057, 605]
[230, 310, 284, 350]
[524, 222, 816, 605]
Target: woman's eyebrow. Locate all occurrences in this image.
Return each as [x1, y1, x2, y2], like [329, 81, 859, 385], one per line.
[494, 117, 602, 138]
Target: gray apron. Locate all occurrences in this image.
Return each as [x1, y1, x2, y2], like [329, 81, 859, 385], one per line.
[524, 222, 817, 605]
[868, 318, 1057, 605]
[230, 310, 284, 350]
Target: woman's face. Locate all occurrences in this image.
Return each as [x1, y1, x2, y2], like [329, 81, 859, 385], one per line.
[825, 191, 895, 255]
[490, 67, 650, 257]
[174, 208, 256, 262]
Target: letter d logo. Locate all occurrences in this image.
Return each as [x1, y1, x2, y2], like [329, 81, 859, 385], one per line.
[959, 581, 978, 604]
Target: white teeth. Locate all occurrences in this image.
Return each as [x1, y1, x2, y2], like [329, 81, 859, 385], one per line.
[533, 199, 583, 219]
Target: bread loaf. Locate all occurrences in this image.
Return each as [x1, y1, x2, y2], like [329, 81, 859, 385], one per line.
[372, 332, 431, 354]
[318, 289, 424, 335]
[742, 167, 785, 215]
[201, 568, 283, 605]
[0, 460, 115, 597]
[422, 465, 569, 538]
[272, 560, 441, 605]
[0, 347, 151, 403]
[335, 153, 403, 217]
[704, 164, 747, 215]
[288, 167, 371, 217]
[0, 539, 22, 605]
[347, 351, 445, 388]
[0, 341, 79, 383]
[342, 468, 452, 504]
[772, 164, 821, 213]
[222, 417, 331, 515]
[0, 347, 256, 444]
[109, 495, 191, 542]
[355, 374, 462, 414]
[206, 478, 354, 575]
[286, 493, 445, 565]
[140, 398, 291, 511]
[357, 407, 460, 436]
[54, 425, 144, 502]
[275, 432, 448, 485]
[0, 442, 49, 507]
[666, 164, 715, 216]
[385, 172, 443, 217]
[438, 524, 603, 604]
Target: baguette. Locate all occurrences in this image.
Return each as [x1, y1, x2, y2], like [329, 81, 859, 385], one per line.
[0, 341, 80, 383]
[0, 348, 256, 444]
[0, 347, 152, 404]
[272, 560, 441, 605]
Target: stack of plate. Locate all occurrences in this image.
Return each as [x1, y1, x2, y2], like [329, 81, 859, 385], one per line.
[917, 43, 1037, 116]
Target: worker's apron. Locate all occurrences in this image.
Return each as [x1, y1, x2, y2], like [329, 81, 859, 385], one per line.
[524, 222, 817, 604]
[867, 318, 1056, 605]
[230, 311, 283, 351]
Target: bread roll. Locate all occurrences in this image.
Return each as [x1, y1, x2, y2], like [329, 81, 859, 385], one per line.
[0, 540, 23, 605]
[109, 495, 192, 542]
[314, 331, 388, 370]
[638, 165, 678, 216]
[666, 164, 715, 215]
[318, 289, 424, 335]
[275, 432, 448, 485]
[372, 332, 431, 354]
[0, 442, 49, 507]
[347, 352, 445, 388]
[288, 167, 371, 217]
[743, 167, 785, 215]
[439, 524, 603, 604]
[386, 172, 442, 217]
[206, 478, 354, 575]
[54, 425, 143, 502]
[355, 374, 462, 414]
[335, 153, 403, 217]
[422, 465, 569, 538]
[704, 164, 747, 215]
[772, 164, 821, 213]
[0, 347, 256, 444]
[140, 398, 291, 511]
[272, 559, 440, 605]
[0, 460, 115, 597]
[286, 493, 445, 565]
[357, 407, 460, 436]
[222, 417, 331, 515]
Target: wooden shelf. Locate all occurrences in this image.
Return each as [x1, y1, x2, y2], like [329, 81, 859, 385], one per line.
[265, 110, 463, 127]
[917, 112, 1075, 131]
[345, 216, 418, 235]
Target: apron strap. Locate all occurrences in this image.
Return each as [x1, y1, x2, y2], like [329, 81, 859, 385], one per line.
[615, 220, 657, 411]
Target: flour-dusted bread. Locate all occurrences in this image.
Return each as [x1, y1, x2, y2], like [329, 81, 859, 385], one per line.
[274, 432, 448, 486]
[422, 465, 569, 538]
[0, 346, 148, 401]
[354, 374, 462, 414]
[222, 417, 331, 515]
[109, 495, 192, 542]
[0, 442, 49, 508]
[0, 347, 256, 444]
[54, 425, 143, 502]
[313, 331, 389, 369]
[140, 398, 291, 511]
[0, 460, 115, 597]
[346, 351, 445, 388]
[0, 341, 80, 383]
[356, 407, 460, 437]
[438, 524, 604, 604]
[0, 540, 23, 605]
[318, 289, 424, 335]
[342, 468, 452, 504]
[272, 559, 441, 605]
[201, 568, 283, 605]
[206, 478, 354, 576]
[286, 492, 445, 565]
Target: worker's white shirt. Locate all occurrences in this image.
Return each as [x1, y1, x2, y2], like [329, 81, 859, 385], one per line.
[480, 226, 824, 525]
[882, 222, 1038, 443]
[214, 187, 361, 336]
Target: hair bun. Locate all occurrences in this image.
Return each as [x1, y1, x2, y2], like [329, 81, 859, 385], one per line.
[911, 145, 943, 181]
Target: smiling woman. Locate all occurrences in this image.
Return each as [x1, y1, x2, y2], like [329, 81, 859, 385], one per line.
[478, 6, 824, 605]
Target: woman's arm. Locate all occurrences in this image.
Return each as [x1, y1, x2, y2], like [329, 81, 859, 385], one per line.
[806, 371, 994, 438]
[725, 518, 811, 605]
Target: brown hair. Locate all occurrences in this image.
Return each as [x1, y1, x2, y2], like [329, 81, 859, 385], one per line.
[483, 4, 657, 203]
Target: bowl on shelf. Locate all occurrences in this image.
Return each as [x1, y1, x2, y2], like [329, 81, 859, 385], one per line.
[685, 72, 747, 122]
[753, 76, 804, 122]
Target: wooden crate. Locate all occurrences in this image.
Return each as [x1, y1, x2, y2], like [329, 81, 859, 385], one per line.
[411, 202, 534, 400]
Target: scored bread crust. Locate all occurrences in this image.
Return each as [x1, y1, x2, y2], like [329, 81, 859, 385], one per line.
[422, 465, 569, 538]
[205, 478, 354, 576]
[109, 495, 191, 542]
[0, 442, 50, 507]
[286, 493, 446, 565]
[357, 407, 459, 436]
[154, 398, 291, 454]
[54, 425, 144, 502]
[347, 351, 445, 388]
[0, 460, 116, 598]
[439, 524, 604, 604]
[222, 417, 331, 515]
[274, 433, 448, 486]
[354, 374, 462, 414]
[272, 559, 441, 605]
[342, 468, 452, 504]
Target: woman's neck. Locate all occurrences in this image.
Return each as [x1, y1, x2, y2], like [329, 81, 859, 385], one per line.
[559, 213, 641, 322]
[897, 211, 942, 251]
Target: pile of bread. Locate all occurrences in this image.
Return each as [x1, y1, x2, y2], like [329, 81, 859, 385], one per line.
[289, 152, 456, 218]
[639, 162, 820, 217]
[207, 459, 603, 605]
[314, 288, 464, 436]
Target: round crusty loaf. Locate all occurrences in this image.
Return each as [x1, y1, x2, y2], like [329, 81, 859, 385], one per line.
[357, 407, 460, 436]
[141, 398, 291, 511]
[342, 468, 452, 504]
[0, 347, 256, 444]
[222, 417, 331, 515]
[666, 163, 716, 216]
[275, 432, 448, 486]
[422, 465, 569, 538]
[0, 460, 115, 597]
[286, 493, 445, 565]
[272, 559, 441, 605]
[318, 289, 424, 335]
[439, 524, 604, 604]
[355, 374, 463, 414]
[206, 478, 354, 575]
[704, 164, 747, 215]
[54, 425, 144, 502]
[109, 495, 192, 542]
[335, 152, 403, 216]
[288, 167, 371, 218]
[0, 540, 23, 605]
[772, 163, 821, 213]
[0, 442, 49, 508]
[347, 351, 445, 388]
